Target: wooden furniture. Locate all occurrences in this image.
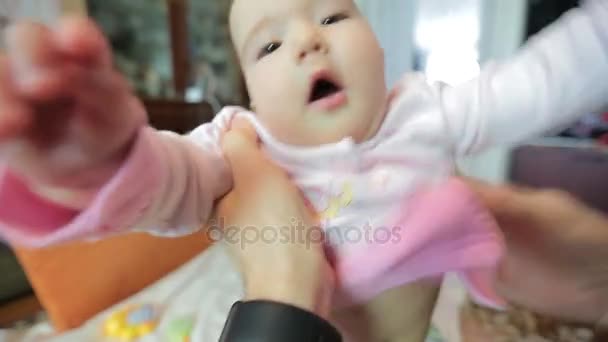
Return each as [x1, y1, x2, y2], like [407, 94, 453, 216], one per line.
[167, 0, 191, 97]
[0, 295, 42, 328]
[144, 99, 215, 134]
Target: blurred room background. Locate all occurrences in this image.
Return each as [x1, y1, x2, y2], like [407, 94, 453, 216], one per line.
[1, 1, 606, 341]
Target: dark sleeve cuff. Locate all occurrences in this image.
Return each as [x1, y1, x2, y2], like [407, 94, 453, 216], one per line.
[219, 300, 342, 342]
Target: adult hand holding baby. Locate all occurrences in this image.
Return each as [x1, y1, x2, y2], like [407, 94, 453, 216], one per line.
[216, 119, 335, 318]
[466, 179, 608, 328]
[0, 17, 144, 206]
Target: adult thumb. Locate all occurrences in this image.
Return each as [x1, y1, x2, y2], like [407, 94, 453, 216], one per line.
[221, 118, 268, 185]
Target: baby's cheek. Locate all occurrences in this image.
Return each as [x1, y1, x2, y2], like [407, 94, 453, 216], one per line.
[249, 73, 293, 113]
[257, 111, 297, 137]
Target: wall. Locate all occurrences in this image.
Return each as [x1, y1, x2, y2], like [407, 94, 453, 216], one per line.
[356, 0, 528, 183]
[355, 0, 417, 87]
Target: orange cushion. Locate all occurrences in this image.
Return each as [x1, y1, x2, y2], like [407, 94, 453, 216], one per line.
[13, 231, 211, 331]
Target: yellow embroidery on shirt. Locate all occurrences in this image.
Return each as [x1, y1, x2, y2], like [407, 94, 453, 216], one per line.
[319, 183, 353, 220]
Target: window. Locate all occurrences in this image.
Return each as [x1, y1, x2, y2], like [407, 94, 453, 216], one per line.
[413, 0, 482, 86]
[87, 0, 246, 109]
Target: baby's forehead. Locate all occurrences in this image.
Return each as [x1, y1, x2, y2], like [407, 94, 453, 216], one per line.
[229, 0, 354, 53]
[229, 0, 288, 54]
[230, 0, 315, 17]
[230, 0, 353, 21]
[229, 0, 268, 49]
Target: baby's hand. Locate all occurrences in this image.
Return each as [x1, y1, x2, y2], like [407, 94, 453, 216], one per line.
[0, 17, 145, 194]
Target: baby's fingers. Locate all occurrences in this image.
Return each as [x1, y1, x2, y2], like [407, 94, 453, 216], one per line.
[5, 18, 113, 100]
[16, 61, 91, 101]
[55, 16, 112, 69]
[0, 55, 31, 141]
[72, 69, 143, 140]
[6, 21, 60, 78]
[4, 21, 70, 101]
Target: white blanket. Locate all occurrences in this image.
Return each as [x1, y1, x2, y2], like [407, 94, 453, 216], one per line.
[2, 244, 464, 342]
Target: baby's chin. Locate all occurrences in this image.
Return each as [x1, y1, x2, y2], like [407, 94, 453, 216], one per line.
[259, 112, 385, 147]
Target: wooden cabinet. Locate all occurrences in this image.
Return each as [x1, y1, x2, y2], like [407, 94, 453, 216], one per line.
[143, 99, 215, 133]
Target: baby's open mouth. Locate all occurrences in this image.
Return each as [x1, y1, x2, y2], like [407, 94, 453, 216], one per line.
[307, 71, 347, 111]
[309, 78, 342, 103]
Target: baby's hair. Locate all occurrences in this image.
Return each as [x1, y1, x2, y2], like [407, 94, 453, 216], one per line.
[222, 0, 250, 107]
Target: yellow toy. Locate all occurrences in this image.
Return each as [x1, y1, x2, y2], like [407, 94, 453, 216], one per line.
[102, 304, 160, 341]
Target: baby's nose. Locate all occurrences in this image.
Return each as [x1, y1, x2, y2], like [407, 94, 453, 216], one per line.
[298, 41, 325, 60]
[296, 27, 328, 61]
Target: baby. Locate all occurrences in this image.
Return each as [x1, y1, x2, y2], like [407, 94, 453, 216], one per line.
[1, 0, 607, 340]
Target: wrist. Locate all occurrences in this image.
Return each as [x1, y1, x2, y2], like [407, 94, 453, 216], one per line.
[244, 261, 335, 318]
[244, 285, 327, 318]
[25, 137, 135, 210]
[28, 184, 98, 210]
[26, 162, 121, 210]
[220, 300, 342, 342]
[27, 165, 119, 210]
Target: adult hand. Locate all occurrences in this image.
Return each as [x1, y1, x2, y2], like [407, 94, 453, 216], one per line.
[466, 179, 608, 327]
[215, 119, 335, 318]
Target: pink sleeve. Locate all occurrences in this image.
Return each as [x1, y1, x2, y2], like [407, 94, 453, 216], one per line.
[0, 117, 233, 247]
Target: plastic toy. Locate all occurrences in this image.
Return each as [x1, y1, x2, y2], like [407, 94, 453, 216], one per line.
[102, 304, 160, 341]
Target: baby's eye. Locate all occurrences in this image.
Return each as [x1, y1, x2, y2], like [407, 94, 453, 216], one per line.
[321, 13, 349, 25]
[258, 41, 282, 60]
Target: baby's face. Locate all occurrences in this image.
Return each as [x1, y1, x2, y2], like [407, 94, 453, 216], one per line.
[230, 0, 387, 146]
